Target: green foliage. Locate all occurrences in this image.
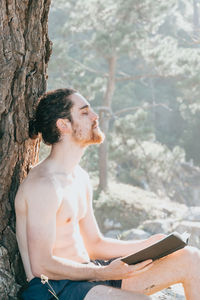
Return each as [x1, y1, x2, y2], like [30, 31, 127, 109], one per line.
[110, 112, 185, 188]
[80, 145, 99, 176]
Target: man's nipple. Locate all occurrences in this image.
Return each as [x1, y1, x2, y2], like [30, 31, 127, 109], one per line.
[66, 218, 71, 223]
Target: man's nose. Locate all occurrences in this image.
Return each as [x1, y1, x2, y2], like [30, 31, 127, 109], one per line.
[91, 110, 98, 121]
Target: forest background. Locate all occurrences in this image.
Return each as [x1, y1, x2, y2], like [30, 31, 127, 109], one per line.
[41, 0, 200, 199]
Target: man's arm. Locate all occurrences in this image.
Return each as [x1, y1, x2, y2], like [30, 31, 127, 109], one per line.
[25, 178, 151, 281]
[79, 176, 164, 260]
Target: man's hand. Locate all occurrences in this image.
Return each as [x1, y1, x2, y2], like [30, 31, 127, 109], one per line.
[97, 258, 153, 281]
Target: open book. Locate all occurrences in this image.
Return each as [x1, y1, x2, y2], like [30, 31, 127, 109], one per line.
[121, 232, 190, 265]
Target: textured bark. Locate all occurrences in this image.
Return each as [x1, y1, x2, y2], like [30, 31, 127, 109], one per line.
[0, 0, 52, 298]
[99, 55, 116, 191]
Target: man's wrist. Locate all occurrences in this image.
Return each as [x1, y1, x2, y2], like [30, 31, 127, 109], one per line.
[91, 265, 106, 281]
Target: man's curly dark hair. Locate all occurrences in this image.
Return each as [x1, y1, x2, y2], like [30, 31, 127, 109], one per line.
[29, 88, 76, 145]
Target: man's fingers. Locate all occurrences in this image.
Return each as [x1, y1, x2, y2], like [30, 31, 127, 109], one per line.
[134, 262, 154, 274]
[124, 261, 154, 278]
[120, 259, 153, 272]
[133, 259, 153, 270]
[108, 258, 154, 280]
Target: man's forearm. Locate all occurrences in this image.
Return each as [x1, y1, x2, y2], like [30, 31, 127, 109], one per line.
[90, 235, 163, 260]
[34, 255, 104, 281]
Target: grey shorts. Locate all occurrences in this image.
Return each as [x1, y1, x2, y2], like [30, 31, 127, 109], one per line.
[21, 259, 122, 300]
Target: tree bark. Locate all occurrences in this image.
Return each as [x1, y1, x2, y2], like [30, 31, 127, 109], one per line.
[0, 0, 52, 298]
[99, 55, 116, 191]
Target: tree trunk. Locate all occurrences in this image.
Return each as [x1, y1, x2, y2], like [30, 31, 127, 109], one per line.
[99, 55, 116, 191]
[0, 1, 52, 298]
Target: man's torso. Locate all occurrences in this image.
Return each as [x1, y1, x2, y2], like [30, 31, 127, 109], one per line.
[15, 162, 91, 281]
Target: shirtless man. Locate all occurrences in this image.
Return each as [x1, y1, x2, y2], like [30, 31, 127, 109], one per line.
[15, 88, 200, 300]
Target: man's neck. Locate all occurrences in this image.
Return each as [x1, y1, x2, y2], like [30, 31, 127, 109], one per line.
[46, 137, 86, 175]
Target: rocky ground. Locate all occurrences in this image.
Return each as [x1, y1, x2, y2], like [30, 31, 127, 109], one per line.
[153, 285, 185, 300]
[93, 180, 200, 300]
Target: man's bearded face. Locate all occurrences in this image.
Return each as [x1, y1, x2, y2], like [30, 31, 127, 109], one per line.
[69, 93, 105, 147]
[72, 119, 105, 147]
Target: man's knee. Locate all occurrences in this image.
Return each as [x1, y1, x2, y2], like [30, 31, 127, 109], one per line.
[180, 246, 200, 275]
[182, 246, 200, 261]
[84, 285, 150, 300]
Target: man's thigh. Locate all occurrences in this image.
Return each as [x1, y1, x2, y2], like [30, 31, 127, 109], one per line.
[84, 285, 150, 300]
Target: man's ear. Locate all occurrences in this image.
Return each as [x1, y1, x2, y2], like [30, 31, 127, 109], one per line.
[56, 118, 71, 133]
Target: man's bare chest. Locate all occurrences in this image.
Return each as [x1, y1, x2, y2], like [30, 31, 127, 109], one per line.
[55, 175, 88, 225]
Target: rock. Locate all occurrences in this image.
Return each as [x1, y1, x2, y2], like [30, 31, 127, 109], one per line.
[164, 163, 200, 207]
[141, 219, 174, 235]
[94, 181, 188, 234]
[173, 221, 200, 248]
[121, 228, 150, 240]
[182, 206, 200, 221]
[105, 230, 122, 238]
[103, 218, 122, 230]
[152, 284, 185, 299]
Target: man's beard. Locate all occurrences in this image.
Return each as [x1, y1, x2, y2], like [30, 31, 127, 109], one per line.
[90, 126, 105, 145]
[72, 121, 105, 147]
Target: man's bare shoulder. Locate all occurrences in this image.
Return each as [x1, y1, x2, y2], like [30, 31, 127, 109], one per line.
[15, 165, 61, 210]
[20, 165, 52, 190]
